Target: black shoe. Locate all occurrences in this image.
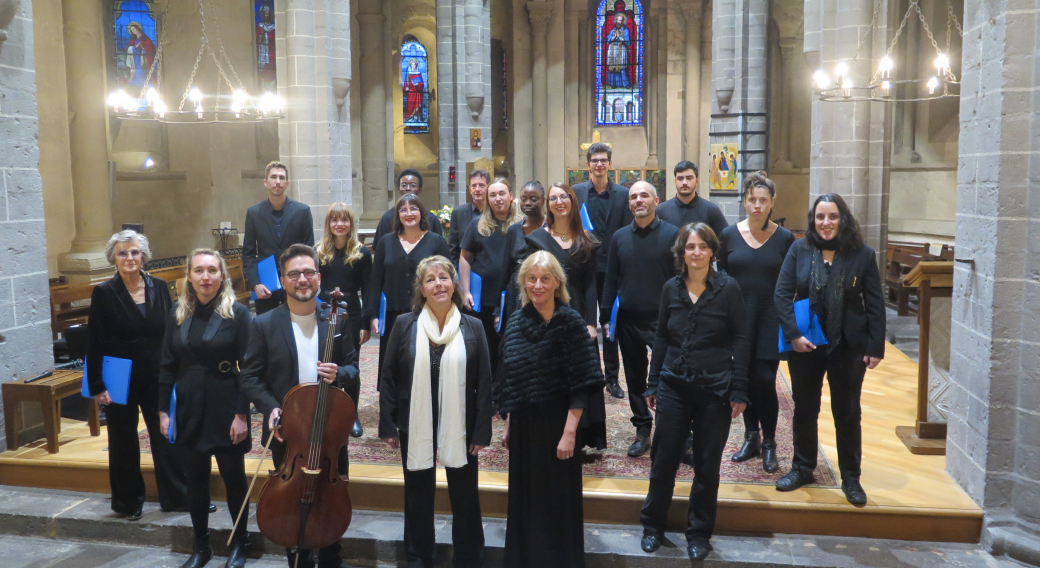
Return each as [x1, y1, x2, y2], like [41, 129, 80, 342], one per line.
[775, 468, 815, 491]
[351, 417, 363, 438]
[731, 430, 760, 462]
[225, 538, 247, 568]
[125, 505, 144, 522]
[687, 542, 712, 560]
[606, 381, 625, 399]
[640, 533, 661, 553]
[627, 435, 651, 458]
[180, 538, 213, 568]
[162, 504, 216, 514]
[842, 479, 867, 505]
[761, 436, 779, 473]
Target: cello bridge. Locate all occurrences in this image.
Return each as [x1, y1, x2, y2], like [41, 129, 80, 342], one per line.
[302, 467, 323, 475]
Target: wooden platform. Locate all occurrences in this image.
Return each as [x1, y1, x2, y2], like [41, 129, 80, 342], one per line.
[0, 343, 982, 543]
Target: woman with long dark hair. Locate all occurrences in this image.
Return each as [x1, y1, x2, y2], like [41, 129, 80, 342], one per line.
[317, 202, 371, 437]
[773, 193, 885, 505]
[717, 172, 795, 473]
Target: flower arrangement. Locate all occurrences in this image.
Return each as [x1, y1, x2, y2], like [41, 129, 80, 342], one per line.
[436, 205, 453, 237]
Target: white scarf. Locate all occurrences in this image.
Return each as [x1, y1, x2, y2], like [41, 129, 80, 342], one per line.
[407, 304, 468, 471]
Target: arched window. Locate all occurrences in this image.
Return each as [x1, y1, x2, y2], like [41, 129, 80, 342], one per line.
[113, 1, 158, 89]
[401, 36, 430, 134]
[595, 0, 644, 126]
[255, 0, 276, 90]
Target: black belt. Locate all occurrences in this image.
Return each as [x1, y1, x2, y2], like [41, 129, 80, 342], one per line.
[183, 361, 237, 376]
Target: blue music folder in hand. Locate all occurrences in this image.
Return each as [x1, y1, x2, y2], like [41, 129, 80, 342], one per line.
[168, 385, 177, 443]
[580, 203, 595, 232]
[378, 293, 388, 336]
[608, 297, 620, 341]
[469, 272, 483, 313]
[496, 291, 507, 333]
[250, 255, 283, 300]
[80, 356, 132, 405]
[778, 299, 829, 353]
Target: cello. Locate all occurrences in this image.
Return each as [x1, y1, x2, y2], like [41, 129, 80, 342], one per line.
[254, 290, 356, 552]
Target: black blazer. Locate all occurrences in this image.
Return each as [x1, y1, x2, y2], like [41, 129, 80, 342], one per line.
[238, 304, 360, 418]
[86, 273, 172, 397]
[158, 301, 252, 454]
[243, 197, 315, 288]
[378, 312, 494, 447]
[774, 239, 887, 359]
[448, 203, 481, 265]
[373, 208, 443, 246]
[572, 181, 633, 271]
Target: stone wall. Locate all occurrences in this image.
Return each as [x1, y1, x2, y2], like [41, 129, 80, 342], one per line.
[0, 0, 57, 449]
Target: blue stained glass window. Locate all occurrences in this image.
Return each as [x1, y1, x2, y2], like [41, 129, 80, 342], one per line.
[255, 0, 276, 91]
[113, 1, 158, 90]
[595, 0, 644, 126]
[401, 37, 430, 134]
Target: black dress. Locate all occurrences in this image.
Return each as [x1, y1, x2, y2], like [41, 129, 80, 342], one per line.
[461, 219, 510, 371]
[498, 220, 534, 332]
[320, 245, 372, 406]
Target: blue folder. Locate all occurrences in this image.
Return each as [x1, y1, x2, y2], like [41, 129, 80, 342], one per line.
[580, 203, 595, 232]
[470, 272, 483, 313]
[778, 299, 829, 353]
[608, 297, 620, 341]
[80, 356, 132, 405]
[378, 293, 388, 336]
[168, 385, 177, 443]
[250, 255, 284, 300]
[496, 291, 507, 333]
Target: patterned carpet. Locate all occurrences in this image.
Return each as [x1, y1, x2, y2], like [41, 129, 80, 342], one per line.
[142, 344, 839, 487]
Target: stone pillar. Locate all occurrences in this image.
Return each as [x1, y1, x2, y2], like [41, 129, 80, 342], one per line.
[510, 0, 534, 185]
[527, 2, 553, 184]
[681, 3, 702, 166]
[576, 15, 589, 165]
[57, 0, 116, 280]
[895, 6, 921, 163]
[947, 0, 1040, 562]
[357, 0, 387, 220]
[773, 37, 796, 170]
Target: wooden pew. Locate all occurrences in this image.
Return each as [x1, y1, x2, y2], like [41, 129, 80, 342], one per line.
[49, 282, 97, 340]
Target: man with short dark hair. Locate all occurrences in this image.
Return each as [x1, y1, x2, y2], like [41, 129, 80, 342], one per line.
[448, 169, 490, 264]
[373, 169, 443, 244]
[656, 161, 729, 236]
[600, 181, 679, 457]
[573, 142, 632, 399]
[238, 244, 359, 568]
[243, 161, 316, 314]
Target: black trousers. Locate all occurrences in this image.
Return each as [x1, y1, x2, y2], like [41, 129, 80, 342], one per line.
[595, 272, 620, 383]
[345, 317, 363, 412]
[254, 289, 287, 315]
[105, 380, 187, 513]
[741, 358, 781, 439]
[400, 438, 484, 568]
[181, 447, 248, 543]
[787, 343, 866, 481]
[376, 310, 406, 389]
[615, 312, 656, 436]
[640, 380, 731, 546]
[473, 306, 500, 375]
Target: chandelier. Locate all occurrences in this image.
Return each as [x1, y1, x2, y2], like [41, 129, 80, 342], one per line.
[812, 0, 963, 103]
[106, 0, 284, 123]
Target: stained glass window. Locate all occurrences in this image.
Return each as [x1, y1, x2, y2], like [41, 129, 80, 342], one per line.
[113, 1, 158, 90]
[255, 0, 276, 91]
[401, 37, 430, 134]
[595, 0, 644, 126]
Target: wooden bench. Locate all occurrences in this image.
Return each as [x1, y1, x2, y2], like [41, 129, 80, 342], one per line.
[885, 243, 954, 316]
[50, 282, 97, 340]
[2, 370, 101, 453]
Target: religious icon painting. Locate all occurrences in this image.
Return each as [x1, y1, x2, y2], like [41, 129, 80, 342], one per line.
[470, 129, 482, 150]
[568, 169, 591, 185]
[401, 36, 431, 134]
[595, 0, 644, 126]
[644, 169, 666, 199]
[619, 169, 641, 189]
[255, 0, 276, 91]
[113, 1, 158, 91]
[710, 143, 739, 191]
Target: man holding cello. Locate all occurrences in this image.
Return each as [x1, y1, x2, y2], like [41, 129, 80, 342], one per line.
[239, 244, 360, 568]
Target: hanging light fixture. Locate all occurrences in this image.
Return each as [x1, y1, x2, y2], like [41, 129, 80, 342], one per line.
[812, 0, 962, 103]
[107, 0, 284, 123]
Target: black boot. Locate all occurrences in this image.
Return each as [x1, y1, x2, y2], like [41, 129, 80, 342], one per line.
[351, 417, 363, 438]
[180, 534, 213, 568]
[761, 436, 779, 473]
[731, 430, 760, 462]
[225, 532, 247, 568]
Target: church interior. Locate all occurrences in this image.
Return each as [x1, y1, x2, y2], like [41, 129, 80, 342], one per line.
[0, 0, 1037, 565]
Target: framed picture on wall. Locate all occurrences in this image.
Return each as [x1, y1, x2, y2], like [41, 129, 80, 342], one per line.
[618, 169, 641, 189]
[644, 169, 666, 199]
[567, 169, 590, 185]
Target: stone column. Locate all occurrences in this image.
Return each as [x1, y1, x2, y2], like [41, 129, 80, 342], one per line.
[576, 16, 589, 164]
[357, 0, 387, 220]
[681, 3, 703, 166]
[895, 5, 921, 163]
[527, 2, 553, 184]
[57, 0, 116, 280]
[946, 0, 1040, 562]
[773, 37, 796, 170]
[510, 0, 534, 185]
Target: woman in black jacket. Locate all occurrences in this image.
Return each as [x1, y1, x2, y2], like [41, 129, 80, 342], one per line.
[86, 230, 187, 520]
[366, 195, 451, 387]
[498, 181, 546, 332]
[639, 223, 749, 561]
[379, 256, 493, 568]
[773, 193, 885, 505]
[158, 249, 251, 568]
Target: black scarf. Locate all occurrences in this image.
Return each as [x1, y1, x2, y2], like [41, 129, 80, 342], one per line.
[808, 244, 845, 353]
[495, 303, 605, 416]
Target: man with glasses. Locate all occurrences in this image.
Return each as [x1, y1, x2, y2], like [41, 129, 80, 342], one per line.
[373, 169, 443, 244]
[448, 169, 489, 264]
[243, 161, 316, 314]
[573, 142, 632, 400]
[239, 244, 360, 568]
[656, 161, 728, 237]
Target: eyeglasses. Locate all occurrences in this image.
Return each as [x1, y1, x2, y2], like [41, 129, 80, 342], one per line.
[286, 269, 318, 280]
[547, 195, 571, 203]
[400, 182, 420, 190]
[589, 158, 610, 165]
[116, 249, 143, 259]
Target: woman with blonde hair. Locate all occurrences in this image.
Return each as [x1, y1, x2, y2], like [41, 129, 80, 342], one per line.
[496, 251, 605, 568]
[158, 249, 252, 568]
[379, 255, 493, 567]
[317, 202, 371, 437]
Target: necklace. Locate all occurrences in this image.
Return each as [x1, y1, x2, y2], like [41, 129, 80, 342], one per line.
[550, 229, 570, 242]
